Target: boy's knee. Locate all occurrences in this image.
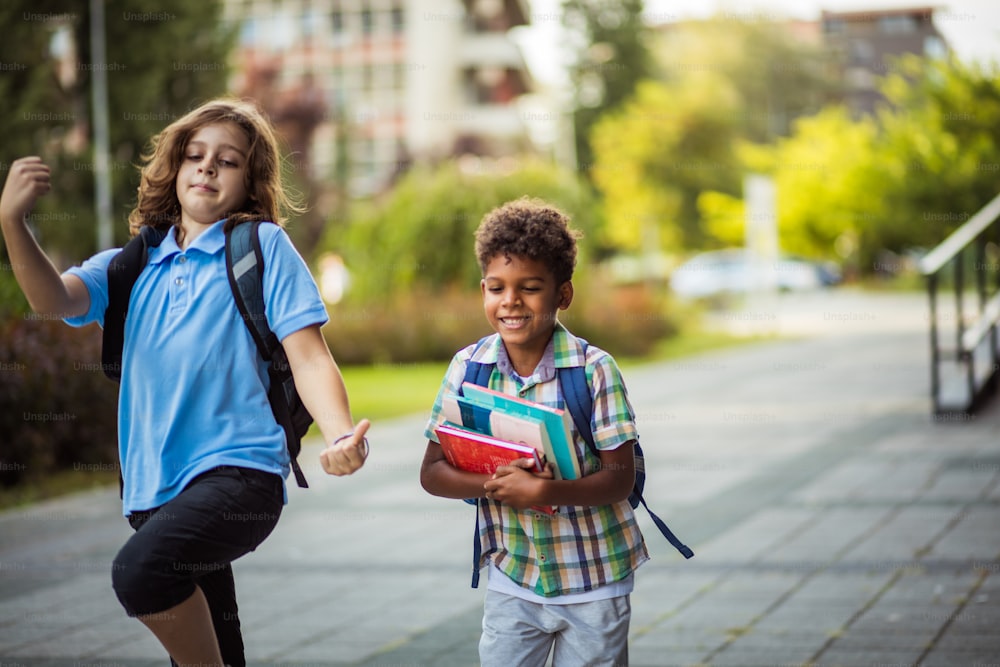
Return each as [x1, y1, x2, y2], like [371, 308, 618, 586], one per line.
[111, 540, 149, 609]
[111, 540, 188, 616]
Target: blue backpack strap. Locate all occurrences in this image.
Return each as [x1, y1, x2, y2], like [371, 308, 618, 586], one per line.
[558, 338, 694, 560]
[226, 220, 309, 488]
[558, 338, 601, 460]
[460, 335, 495, 588]
[461, 335, 495, 389]
[103, 225, 170, 382]
[226, 220, 279, 356]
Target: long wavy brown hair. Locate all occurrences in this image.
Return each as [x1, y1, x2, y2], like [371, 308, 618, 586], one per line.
[127, 98, 304, 240]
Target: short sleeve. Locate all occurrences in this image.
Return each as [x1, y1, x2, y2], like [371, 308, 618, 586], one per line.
[258, 224, 328, 341]
[62, 248, 120, 328]
[589, 351, 638, 451]
[423, 344, 476, 442]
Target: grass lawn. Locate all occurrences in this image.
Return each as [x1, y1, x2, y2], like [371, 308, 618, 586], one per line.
[340, 361, 449, 422]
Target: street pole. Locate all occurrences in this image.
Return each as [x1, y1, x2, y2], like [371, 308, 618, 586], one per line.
[89, 0, 113, 249]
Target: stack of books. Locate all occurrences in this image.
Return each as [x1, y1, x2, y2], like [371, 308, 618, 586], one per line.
[435, 383, 584, 514]
[435, 382, 582, 481]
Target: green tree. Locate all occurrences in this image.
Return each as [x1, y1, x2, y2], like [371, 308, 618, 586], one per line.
[591, 76, 741, 252]
[874, 55, 1000, 256]
[734, 108, 884, 262]
[0, 0, 234, 265]
[562, 0, 653, 174]
[589, 17, 839, 255]
[332, 157, 601, 302]
[654, 17, 838, 142]
[698, 55, 1000, 272]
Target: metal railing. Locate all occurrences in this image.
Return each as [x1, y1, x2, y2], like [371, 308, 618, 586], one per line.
[920, 192, 1000, 415]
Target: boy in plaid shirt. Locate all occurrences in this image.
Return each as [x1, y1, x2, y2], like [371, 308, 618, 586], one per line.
[421, 198, 647, 666]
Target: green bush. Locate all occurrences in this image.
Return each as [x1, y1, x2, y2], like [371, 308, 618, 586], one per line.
[322, 277, 677, 365]
[326, 157, 603, 302]
[0, 316, 118, 488]
[562, 279, 678, 358]
[324, 288, 493, 365]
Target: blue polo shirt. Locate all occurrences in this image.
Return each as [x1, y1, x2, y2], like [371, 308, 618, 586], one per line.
[64, 220, 328, 515]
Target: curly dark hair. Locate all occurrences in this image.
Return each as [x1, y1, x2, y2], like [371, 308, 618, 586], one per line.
[475, 198, 582, 284]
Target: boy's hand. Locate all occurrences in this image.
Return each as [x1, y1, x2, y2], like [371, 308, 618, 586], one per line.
[0, 157, 51, 226]
[483, 458, 553, 509]
[320, 418, 370, 476]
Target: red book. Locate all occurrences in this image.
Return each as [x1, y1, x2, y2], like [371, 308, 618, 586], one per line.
[435, 423, 555, 514]
[435, 423, 544, 473]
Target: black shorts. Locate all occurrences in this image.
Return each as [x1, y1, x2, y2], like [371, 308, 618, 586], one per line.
[112, 465, 283, 617]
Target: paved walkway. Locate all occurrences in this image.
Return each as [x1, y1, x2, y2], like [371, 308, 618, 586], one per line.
[1, 289, 998, 666]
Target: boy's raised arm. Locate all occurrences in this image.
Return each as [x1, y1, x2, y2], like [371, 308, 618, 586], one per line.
[0, 157, 89, 318]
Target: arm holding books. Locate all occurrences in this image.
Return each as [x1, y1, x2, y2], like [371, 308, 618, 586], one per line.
[420, 440, 495, 500]
[483, 441, 635, 510]
[420, 440, 553, 500]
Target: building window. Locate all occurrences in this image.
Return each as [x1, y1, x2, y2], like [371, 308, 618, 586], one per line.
[878, 15, 917, 34]
[850, 39, 875, 63]
[332, 10, 343, 33]
[824, 18, 845, 35]
[361, 8, 374, 34]
[391, 5, 404, 33]
[924, 35, 947, 59]
[239, 18, 257, 45]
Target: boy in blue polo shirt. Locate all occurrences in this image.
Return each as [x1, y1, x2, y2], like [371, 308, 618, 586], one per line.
[0, 99, 369, 667]
[420, 198, 647, 666]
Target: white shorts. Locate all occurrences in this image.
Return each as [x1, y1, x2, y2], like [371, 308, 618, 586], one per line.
[479, 589, 631, 667]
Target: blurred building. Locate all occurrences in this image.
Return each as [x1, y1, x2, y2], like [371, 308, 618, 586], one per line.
[820, 6, 949, 117]
[224, 0, 533, 197]
[651, 6, 950, 122]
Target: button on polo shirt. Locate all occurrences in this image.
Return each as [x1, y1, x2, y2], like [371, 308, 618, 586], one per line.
[64, 220, 328, 515]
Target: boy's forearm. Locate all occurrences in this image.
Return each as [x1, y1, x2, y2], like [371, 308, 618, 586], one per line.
[486, 444, 636, 508]
[295, 353, 356, 443]
[282, 325, 357, 441]
[1, 216, 80, 316]
[534, 471, 632, 508]
[420, 444, 491, 500]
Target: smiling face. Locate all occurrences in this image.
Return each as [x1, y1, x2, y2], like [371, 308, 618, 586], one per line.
[481, 253, 573, 376]
[175, 121, 250, 236]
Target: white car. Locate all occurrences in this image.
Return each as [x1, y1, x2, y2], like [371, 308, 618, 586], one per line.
[670, 249, 825, 299]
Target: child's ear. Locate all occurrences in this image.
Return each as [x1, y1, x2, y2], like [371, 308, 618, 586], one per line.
[558, 280, 574, 310]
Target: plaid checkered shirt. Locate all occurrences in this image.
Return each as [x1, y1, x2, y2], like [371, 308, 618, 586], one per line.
[424, 323, 649, 597]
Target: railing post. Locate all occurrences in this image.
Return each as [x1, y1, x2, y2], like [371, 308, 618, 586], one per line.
[977, 233, 995, 398]
[955, 249, 975, 407]
[927, 271, 941, 414]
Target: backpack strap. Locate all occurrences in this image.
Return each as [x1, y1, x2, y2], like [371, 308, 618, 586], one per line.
[459, 334, 495, 588]
[558, 338, 694, 560]
[557, 338, 601, 460]
[102, 226, 169, 381]
[225, 220, 308, 488]
[461, 335, 495, 389]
